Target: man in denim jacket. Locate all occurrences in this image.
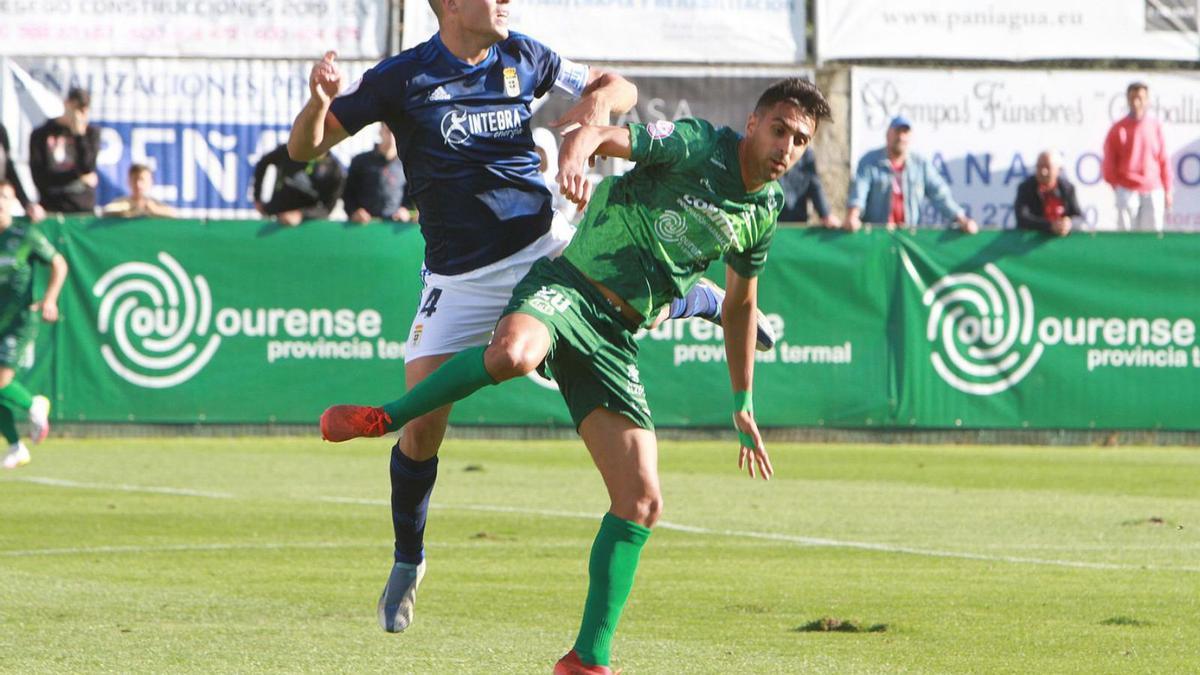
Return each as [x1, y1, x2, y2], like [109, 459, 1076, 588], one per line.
[845, 116, 977, 234]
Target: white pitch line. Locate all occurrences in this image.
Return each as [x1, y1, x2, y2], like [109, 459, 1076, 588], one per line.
[12, 476, 234, 499]
[0, 541, 374, 557]
[320, 497, 1200, 574]
[9, 480, 1197, 573]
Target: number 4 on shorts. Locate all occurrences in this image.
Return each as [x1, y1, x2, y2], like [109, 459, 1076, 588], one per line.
[420, 288, 443, 317]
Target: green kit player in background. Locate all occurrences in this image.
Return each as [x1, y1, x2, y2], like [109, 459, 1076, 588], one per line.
[0, 180, 67, 470]
[322, 77, 831, 674]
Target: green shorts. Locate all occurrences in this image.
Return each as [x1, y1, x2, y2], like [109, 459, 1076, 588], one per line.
[0, 310, 37, 369]
[503, 256, 653, 431]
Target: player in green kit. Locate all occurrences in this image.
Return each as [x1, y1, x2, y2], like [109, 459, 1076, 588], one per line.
[0, 180, 67, 470]
[321, 77, 830, 673]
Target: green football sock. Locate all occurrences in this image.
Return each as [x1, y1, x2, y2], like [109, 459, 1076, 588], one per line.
[573, 513, 652, 666]
[0, 405, 18, 444]
[0, 380, 33, 412]
[381, 346, 497, 431]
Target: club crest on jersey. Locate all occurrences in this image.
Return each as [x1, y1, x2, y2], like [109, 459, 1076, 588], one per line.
[647, 120, 676, 140]
[503, 67, 521, 97]
[766, 185, 779, 213]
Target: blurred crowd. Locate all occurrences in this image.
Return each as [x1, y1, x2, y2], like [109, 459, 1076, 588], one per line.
[798, 81, 1170, 237]
[0, 82, 1176, 235]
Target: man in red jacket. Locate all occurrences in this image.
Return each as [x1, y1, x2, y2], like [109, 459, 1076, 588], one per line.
[1102, 82, 1171, 232]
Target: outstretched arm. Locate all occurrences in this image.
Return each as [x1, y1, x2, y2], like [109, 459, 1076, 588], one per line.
[550, 68, 637, 129]
[289, 51, 350, 161]
[557, 125, 632, 209]
[722, 267, 773, 480]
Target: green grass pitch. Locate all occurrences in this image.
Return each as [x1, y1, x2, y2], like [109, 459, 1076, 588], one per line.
[2, 437, 1198, 673]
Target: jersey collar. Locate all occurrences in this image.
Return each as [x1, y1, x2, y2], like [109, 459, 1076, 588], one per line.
[432, 33, 498, 73]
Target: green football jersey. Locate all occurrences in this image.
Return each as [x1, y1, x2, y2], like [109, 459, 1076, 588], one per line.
[0, 224, 58, 312]
[561, 118, 782, 326]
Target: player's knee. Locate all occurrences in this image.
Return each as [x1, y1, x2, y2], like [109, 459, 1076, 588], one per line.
[623, 492, 663, 528]
[484, 336, 541, 380]
[0, 368, 13, 388]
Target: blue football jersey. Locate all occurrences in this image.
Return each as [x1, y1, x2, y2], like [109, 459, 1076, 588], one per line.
[330, 32, 589, 275]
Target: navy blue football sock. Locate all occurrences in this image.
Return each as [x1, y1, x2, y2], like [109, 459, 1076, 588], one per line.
[668, 281, 722, 320]
[390, 443, 438, 565]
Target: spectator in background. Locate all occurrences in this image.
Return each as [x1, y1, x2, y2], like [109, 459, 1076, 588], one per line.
[343, 126, 414, 224]
[253, 143, 344, 227]
[103, 164, 176, 218]
[779, 147, 839, 227]
[29, 87, 101, 215]
[1103, 82, 1171, 232]
[846, 116, 977, 234]
[0, 124, 45, 223]
[1015, 151, 1081, 237]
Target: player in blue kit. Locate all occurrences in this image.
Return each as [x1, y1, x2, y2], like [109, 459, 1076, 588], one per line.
[289, 0, 774, 654]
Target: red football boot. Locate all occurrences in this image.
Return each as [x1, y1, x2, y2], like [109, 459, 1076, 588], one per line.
[553, 650, 615, 675]
[320, 405, 392, 442]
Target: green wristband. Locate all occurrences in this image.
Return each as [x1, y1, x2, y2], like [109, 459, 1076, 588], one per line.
[733, 391, 755, 448]
[733, 390, 753, 414]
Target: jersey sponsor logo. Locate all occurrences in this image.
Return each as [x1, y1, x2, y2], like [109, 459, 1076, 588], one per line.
[646, 120, 676, 140]
[679, 194, 738, 250]
[428, 85, 452, 102]
[439, 106, 526, 149]
[653, 210, 688, 243]
[94, 252, 390, 388]
[503, 67, 521, 97]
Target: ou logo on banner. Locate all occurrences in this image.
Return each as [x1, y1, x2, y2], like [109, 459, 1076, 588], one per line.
[93, 252, 221, 389]
[922, 263, 1044, 396]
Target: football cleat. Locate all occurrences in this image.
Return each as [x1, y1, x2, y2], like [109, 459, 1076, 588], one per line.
[28, 395, 51, 444]
[378, 559, 426, 633]
[695, 278, 777, 352]
[320, 405, 392, 442]
[553, 650, 615, 675]
[3, 441, 31, 470]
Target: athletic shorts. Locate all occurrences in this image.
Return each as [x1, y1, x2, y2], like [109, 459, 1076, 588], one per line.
[0, 311, 37, 369]
[503, 256, 653, 432]
[405, 213, 575, 363]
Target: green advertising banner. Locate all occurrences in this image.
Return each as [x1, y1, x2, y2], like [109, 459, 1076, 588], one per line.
[21, 219, 1200, 430]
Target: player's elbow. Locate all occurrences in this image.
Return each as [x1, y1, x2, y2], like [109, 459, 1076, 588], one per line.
[287, 137, 317, 162]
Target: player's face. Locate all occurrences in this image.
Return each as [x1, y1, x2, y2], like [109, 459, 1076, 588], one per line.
[745, 102, 813, 183]
[0, 185, 13, 228]
[456, 0, 509, 42]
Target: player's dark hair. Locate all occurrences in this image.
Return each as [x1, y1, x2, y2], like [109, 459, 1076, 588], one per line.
[754, 78, 832, 125]
[426, 0, 442, 18]
[129, 163, 153, 179]
[1127, 81, 1149, 96]
[66, 87, 91, 109]
[0, 179, 11, 195]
